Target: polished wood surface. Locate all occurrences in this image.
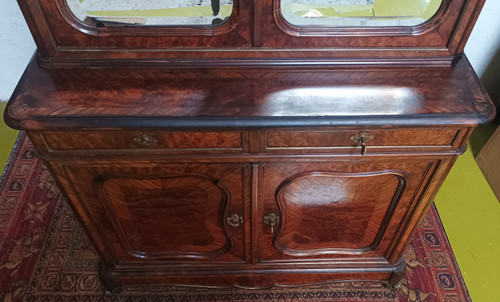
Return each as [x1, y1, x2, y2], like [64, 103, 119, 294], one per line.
[258, 159, 440, 262]
[84, 163, 248, 262]
[263, 128, 466, 153]
[38, 130, 247, 153]
[5, 57, 493, 130]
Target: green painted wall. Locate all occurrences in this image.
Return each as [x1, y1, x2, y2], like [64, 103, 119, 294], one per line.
[0, 102, 20, 174]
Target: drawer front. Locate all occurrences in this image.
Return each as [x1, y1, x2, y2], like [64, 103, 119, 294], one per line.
[38, 130, 248, 153]
[262, 128, 465, 153]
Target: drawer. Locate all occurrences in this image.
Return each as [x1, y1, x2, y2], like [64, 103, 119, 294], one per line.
[37, 130, 248, 153]
[262, 128, 465, 153]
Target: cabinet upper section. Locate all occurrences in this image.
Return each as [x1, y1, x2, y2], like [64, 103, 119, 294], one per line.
[18, 0, 485, 67]
[66, 0, 440, 28]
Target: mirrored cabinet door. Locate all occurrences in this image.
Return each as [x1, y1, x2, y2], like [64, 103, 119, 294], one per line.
[65, 0, 441, 28]
[17, 0, 478, 66]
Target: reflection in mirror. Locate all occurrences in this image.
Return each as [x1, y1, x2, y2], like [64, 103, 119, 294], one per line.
[281, 0, 442, 27]
[66, 0, 233, 26]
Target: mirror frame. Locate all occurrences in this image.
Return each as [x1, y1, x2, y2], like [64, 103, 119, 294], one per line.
[59, 0, 240, 36]
[274, 0, 448, 36]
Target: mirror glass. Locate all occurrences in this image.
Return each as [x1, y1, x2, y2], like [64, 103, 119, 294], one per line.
[66, 0, 233, 26]
[281, 0, 442, 27]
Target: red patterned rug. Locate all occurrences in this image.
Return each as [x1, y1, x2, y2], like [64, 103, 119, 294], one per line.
[0, 133, 470, 302]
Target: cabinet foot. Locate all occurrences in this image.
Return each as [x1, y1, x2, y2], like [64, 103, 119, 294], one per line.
[97, 262, 123, 296]
[382, 257, 406, 292]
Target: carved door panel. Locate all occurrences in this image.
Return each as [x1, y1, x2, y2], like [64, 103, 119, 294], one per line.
[57, 162, 250, 264]
[258, 159, 439, 263]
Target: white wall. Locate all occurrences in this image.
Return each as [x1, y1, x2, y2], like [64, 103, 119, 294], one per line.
[0, 1, 499, 101]
[466, 0, 500, 76]
[0, 0, 36, 101]
[466, 0, 500, 104]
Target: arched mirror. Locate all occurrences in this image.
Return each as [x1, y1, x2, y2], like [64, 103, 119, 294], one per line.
[66, 0, 234, 26]
[280, 0, 442, 27]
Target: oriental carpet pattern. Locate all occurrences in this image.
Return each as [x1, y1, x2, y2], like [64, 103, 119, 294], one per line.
[0, 134, 470, 302]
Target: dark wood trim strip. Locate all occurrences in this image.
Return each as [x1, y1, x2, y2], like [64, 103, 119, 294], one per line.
[11, 114, 486, 131]
[252, 0, 262, 46]
[251, 163, 260, 265]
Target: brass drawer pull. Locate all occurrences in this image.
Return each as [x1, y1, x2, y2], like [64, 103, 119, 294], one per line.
[226, 213, 243, 228]
[133, 134, 158, 147]
[263, 213, 280, 234]
[350, 132, 373, 155]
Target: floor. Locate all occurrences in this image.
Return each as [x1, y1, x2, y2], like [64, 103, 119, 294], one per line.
[1, 101, 499, 301]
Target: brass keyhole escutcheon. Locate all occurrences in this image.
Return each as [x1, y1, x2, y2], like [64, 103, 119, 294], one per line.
[226, 213, 243, 228]
[350, 132, 374, 155]
[133, 133, 158, 147]
[263, 213, 280, 234]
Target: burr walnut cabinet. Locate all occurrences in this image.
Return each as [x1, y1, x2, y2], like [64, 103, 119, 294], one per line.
[5, 0, 494, 292]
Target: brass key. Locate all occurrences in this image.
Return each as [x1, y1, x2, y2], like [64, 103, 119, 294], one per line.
[350, 132, 374, 156]
[263, 213, 280, 234]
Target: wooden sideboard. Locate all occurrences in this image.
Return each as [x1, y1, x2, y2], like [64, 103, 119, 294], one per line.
[5, 55, 494, 291]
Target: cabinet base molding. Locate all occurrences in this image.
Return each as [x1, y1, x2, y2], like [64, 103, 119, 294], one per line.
[98, 258, 406, 291]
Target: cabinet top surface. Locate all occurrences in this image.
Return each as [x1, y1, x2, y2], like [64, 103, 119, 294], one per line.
[5, 56, 494, 130]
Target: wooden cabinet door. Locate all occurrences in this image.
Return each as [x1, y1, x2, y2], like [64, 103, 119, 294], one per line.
[257, 159, 441, 263]
[54, 162, 250, 265]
